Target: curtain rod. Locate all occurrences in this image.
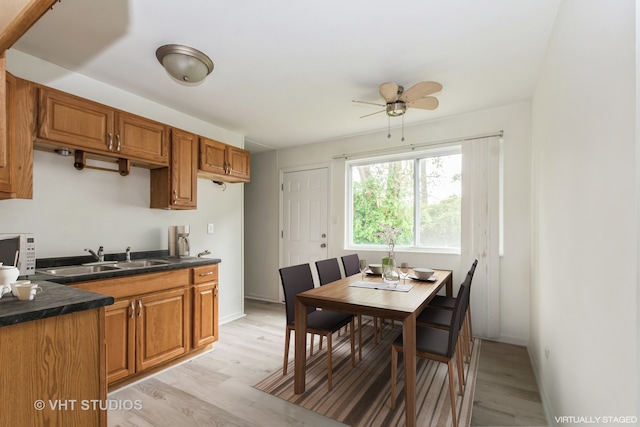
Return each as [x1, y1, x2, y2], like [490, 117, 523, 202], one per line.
[332, 130, 504, 160]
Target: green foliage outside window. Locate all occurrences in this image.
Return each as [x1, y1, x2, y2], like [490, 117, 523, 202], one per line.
[350, 150, 461, 249]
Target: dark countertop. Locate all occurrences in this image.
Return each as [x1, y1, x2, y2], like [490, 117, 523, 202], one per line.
[0, 281, 114, 327]
[1, 251, 221, 328]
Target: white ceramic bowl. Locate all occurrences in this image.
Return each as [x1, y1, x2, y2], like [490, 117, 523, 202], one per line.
[413, 267, 435, 280]
[368, 264, 383, 274]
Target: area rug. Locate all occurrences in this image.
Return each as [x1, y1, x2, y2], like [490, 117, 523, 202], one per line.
[253, 321, 480, 427]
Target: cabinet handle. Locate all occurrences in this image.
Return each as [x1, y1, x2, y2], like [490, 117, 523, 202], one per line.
[108, 133, 113, 151]
[129, 301, 134, 319]
[137, 300, 142, 317]
[199, 271, 213, 277]
[173, 190, 177, 204]
[116, 134, 121, 152]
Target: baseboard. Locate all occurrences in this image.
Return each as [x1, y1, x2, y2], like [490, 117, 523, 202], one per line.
[527, 343, 555, 427]
[244, 294, 282, 304]
[220, 311, 246, 325]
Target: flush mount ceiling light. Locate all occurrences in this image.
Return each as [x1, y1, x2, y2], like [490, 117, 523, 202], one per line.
[156, 44, 214, 83]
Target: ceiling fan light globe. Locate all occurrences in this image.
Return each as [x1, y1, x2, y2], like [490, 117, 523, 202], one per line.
[386, 101, 406, 116]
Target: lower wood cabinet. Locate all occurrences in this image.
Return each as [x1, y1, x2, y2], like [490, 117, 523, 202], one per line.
[104, 288, 189, 384]
[136, 287, 189, 371]
[192, 264, 219, 347]
[104, 299, 135, 383]
[72, 264, 218, 389]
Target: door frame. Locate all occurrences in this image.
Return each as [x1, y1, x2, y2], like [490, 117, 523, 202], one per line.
[278, 163, 331, 302]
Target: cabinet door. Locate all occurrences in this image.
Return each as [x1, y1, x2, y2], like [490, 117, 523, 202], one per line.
[116, 112, 169, 166]
[226, 145, 251, 182]
[136, 287, 189, 371]
[0, 74, 34, 200]
[37, 87, 114, 152]
[192, 282, 218, 348]
[105, 299, 135, 384]
[198, 137, 227, 176]
[171, 128, 197, 208]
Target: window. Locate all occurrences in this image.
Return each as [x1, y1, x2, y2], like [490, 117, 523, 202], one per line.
[347, 146, 461, 252]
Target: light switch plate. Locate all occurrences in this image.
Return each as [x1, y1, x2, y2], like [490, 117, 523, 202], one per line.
[207, 223, 214, 234]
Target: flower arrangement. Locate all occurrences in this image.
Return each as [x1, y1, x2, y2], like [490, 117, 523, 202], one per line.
[376, 225, 401, 253]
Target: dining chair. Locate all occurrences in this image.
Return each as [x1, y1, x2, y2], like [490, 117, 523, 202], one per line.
[390, 282, 468, 427]
[340, 253, 360, 277]
[279, 263, 356, 391]
[416, 271, 473, 367]
[338, 253, 394, 344]
[426, 259, 478, 359]
[315, 258, 363, 360]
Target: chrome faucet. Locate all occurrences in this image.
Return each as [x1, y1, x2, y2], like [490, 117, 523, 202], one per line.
[85, 246, 104, 262]
[125, 246, 131, 262]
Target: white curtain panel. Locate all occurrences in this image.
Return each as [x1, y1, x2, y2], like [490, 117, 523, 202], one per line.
[461, 137, 501, 339]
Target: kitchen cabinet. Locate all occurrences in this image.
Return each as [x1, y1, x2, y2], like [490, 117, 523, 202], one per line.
[104, 299, 135, 384]
[0, 307, 107, 427]
[136, 287, 190, 371]
[0, 0, 57, 168]
[150, 127, 197, 209]
[72, 269, 192, 388]
[192, 264, 219, 347]
[199, 136, 250, 183]
[0, 73, 34, 199]
[37, 86, 170, 166]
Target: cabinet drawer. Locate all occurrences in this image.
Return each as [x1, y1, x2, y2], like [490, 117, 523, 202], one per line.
[192, 264, 218, 284]
[71, 269, 189, 299]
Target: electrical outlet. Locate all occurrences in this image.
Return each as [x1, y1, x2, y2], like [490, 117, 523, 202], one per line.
[544, 346, 550, 360]
[207, 223, 214, 234]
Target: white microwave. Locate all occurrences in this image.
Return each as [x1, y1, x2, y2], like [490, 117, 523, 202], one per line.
[0, 233, 36, 276]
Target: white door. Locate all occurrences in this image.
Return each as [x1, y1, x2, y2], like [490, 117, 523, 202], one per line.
[281, 167, 329, 280]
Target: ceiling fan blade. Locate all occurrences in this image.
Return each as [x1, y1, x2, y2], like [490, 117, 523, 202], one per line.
[379, 82, 399, 102]
[399, 81, 442, 102]
[408, 96, 439, 110]
[352, 99, 385, 107]
[360, 109, 385, 118]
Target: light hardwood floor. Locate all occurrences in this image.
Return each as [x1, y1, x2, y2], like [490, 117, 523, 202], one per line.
[108, 299, 547, 427]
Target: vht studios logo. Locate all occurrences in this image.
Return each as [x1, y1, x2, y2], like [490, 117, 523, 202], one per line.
[34, 399, 143, 411]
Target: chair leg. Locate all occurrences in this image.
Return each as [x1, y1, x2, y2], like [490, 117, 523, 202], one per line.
[327, 332, 333, 391]
[447, 359, 458, 427]
[456, 337, 466, 391]
[283, 327, 291, 375]
[357, 314, 362, 361]
[373, 316, 379, 344]
[310, 334, 315, 356]
[349, 319, 356, 367]
[390, 345, 398, 410]
[467, 307, 473, 347]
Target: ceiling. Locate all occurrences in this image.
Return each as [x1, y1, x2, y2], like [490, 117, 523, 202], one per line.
[12, 0, 561, 153]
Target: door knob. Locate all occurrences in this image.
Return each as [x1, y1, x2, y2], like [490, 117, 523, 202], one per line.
[321, 233, 326, 238]
[320, 243, 326, 248]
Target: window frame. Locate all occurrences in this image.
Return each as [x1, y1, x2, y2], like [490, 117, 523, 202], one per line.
[345, 144, 462, 254]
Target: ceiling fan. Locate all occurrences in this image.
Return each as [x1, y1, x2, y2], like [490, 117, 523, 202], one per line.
[353, 81, 442, 140]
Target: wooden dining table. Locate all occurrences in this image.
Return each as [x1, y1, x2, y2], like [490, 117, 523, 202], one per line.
[294, 268, 453, 427]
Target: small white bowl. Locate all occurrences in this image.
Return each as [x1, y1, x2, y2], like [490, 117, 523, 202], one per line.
[413, 268, 435, 280]
[368, 264, 383, 274]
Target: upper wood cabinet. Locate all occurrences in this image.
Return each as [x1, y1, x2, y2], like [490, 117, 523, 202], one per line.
[0, 73, 34, 199]
[37, 86, 169, 166]
[199, 137, 250, 183]
[150, 127, 197, 210]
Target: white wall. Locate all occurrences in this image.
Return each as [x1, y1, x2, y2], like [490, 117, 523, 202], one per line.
[2, 50, 246, 324]
[531, 0, 637, 422]
[245, 101, 532, 344]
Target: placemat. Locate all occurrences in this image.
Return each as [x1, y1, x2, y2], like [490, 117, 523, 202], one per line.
[349, 281, 413, 292]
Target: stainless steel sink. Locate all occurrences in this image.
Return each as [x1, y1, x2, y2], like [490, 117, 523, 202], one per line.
[40, 264, 121, 276]
[114, 259, 170, 269]
[38, 258, 172, 277]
